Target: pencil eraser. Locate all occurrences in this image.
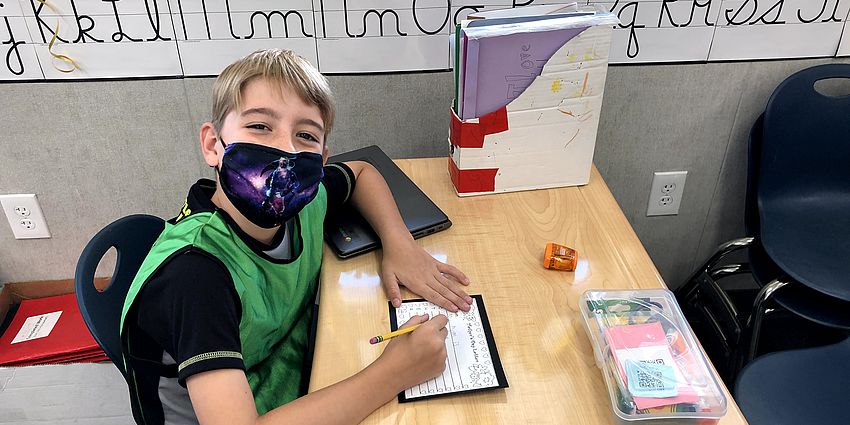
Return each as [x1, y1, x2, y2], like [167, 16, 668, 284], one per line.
[369, 337, 378, 344]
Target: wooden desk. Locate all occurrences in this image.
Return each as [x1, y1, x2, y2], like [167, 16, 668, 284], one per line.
[310, 158, 747, 424]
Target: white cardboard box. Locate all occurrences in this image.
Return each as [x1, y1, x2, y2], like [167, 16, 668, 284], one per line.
[449, 21, 615, 196]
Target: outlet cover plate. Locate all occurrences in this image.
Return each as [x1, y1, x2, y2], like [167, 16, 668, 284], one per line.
[647, 171, 688, 216]
[0, 194, 51, 239]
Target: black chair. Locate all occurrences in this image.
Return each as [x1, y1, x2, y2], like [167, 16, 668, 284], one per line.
[735, 337, 850, 425]
[74, 214, 165, 376]
[676, 64, 850, 381]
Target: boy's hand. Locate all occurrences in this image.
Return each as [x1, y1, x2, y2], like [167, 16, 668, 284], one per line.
[381, 240, 472, 312]
[378, 314, 449, 390]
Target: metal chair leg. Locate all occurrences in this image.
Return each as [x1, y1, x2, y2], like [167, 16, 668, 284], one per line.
[744, 278, 791, 362]
[705, 238, 755, 271]
[708, 263, 751, 281]
[700, 272, 742, 320]
[677, 237, 755, 301]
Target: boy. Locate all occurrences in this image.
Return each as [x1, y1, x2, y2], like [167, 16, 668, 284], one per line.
[119, 49, 473, 424]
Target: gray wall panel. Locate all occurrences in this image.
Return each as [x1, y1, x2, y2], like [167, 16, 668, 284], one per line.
[181, 73, 452, 159]
[325, 73, 452, 159]
[694, 58, 850, 270]
[593, 63, 747, 287]
[181, 78, 219, 181]
[0, 80, 201, 282]
[1, 58, 847, 287]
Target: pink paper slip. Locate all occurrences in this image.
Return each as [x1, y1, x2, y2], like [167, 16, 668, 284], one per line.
[604, 322, 699, 410]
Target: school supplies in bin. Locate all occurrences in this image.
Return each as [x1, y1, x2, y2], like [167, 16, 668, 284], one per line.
[448, 7, 619, 196]
[579, 289, 727, 424]
[0, 293, 108, 366]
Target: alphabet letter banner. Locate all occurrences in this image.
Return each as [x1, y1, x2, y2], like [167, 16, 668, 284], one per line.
[1, 0, 849, 80]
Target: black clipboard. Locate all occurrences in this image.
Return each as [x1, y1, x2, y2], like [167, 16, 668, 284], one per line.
[388, 295, 509, 402]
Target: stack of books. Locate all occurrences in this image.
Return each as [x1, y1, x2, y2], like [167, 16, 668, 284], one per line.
[0, 293, 108, 366]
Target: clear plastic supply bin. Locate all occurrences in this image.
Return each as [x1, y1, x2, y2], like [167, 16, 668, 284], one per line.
[579, 289, 727, 424]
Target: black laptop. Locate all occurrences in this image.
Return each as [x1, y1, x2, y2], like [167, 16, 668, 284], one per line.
[323, 145, 452, 258]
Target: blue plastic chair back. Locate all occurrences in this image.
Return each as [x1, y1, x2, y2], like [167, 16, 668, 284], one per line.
[759, 64, 850, 301]
[745, 106, 850, 329]
[745, 114, 787, 286]
[74, 215, 164, 375]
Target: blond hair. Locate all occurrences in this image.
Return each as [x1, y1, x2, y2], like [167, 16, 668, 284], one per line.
[211, 49, 335, 140]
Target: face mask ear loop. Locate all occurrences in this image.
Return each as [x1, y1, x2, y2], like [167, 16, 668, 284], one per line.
[214, 136, 227, 173]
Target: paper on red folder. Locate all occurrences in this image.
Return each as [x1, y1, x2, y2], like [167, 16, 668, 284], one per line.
[0, 293, 105, 366]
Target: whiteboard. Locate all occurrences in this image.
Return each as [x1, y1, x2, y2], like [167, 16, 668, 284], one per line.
[2, 0, 849, 80]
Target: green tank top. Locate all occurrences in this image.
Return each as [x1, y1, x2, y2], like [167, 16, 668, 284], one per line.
[120, 186, 326, 416]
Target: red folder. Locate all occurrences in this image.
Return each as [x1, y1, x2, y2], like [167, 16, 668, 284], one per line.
[0, 293, 106, 366]
[8, 353, 111, 367]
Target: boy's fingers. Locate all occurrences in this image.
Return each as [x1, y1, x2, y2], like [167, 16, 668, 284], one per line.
[435, 275, 469, 312]
[399, 314, 430, 329]
[418, 286, 455, 313]
[381, 274, 403, 308]
[439, 274, 472, 306]
[437, 263, 470, 285]
[433, 276, 464, 307]
[429, 280, 464, 313]
[423, 314, 449, 331]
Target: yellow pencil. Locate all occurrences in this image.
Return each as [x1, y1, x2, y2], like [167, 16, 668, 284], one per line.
[369, 324, 422, 344]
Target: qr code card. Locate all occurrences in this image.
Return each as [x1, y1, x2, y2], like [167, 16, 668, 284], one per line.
[625, 359, 678, 398]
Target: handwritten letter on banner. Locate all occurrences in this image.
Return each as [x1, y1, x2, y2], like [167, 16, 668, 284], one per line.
[1, 0, 849, 80]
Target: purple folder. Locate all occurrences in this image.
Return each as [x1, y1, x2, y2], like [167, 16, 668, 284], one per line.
[461, 26, 587, 120]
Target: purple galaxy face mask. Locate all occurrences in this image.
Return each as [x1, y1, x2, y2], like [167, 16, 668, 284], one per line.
[217, 141, 323, 229]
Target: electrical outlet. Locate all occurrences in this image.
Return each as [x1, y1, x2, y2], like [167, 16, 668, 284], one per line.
[0, 194, 51, 239]
[14, 206, 31, 217]
[647, 171, 687, 216]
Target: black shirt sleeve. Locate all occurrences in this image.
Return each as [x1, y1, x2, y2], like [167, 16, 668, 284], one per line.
[322, 162, 356, 209]
[135, 249, 245, 386]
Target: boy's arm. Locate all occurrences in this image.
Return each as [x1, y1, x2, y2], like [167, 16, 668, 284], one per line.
[342, 160, 472, 312]
[187, 314, 448, 425]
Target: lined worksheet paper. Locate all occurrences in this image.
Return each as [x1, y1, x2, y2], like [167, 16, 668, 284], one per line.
[393, 296, 507, 401]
